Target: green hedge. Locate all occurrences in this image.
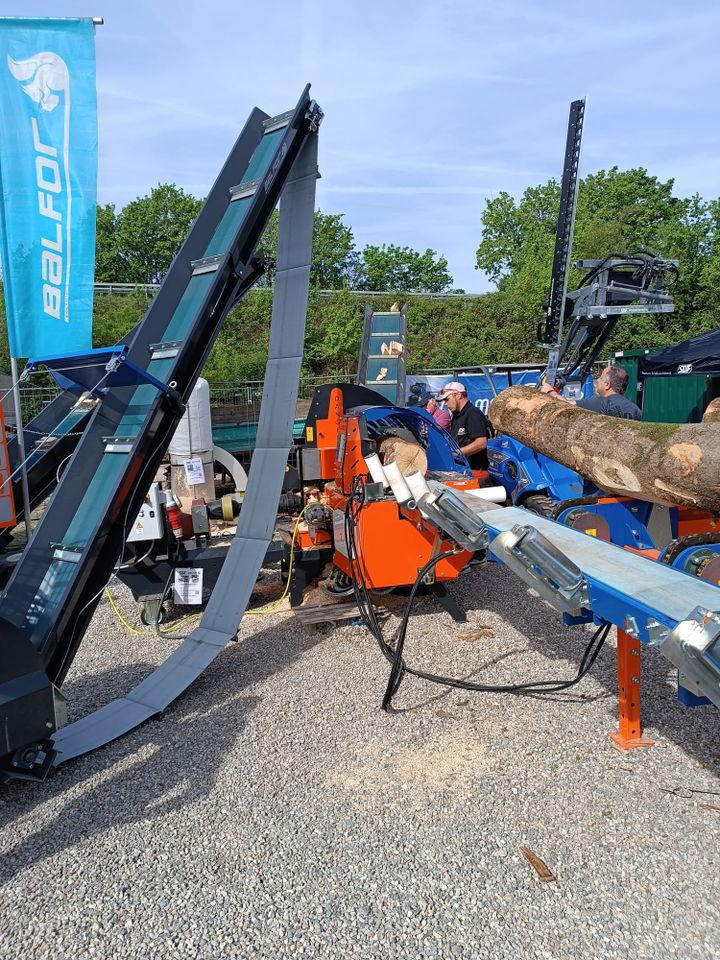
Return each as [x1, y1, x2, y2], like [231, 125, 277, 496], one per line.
[0, 284, 707, 381]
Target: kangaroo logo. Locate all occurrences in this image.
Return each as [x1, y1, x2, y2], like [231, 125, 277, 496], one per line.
[7, 51, 68, 111]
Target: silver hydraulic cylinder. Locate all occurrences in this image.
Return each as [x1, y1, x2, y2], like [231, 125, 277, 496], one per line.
[416, 486, 488, 553]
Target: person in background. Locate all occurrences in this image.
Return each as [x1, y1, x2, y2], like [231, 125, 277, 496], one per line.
[540, 364, 641, 495]
[407, 385, 452, 430]
[436, 381, 489, 470]
[422, 392, 452, 430]
[540, 364, 641, 420]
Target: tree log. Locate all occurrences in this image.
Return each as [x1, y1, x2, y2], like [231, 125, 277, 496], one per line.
[379, 437, 428, 476]
[702, 398, 720, 423]
[488, 385, 720, 511]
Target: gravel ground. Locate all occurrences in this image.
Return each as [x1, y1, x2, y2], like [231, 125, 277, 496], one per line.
[1, 562, 718, 960]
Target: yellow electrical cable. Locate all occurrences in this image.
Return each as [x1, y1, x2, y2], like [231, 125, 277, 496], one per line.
[160, 612, 202, 631]
[105, 505, 307, 631]
[245, 505, 307, 616]
[104, 585, 151, 636]
[104, 585, 201, 636]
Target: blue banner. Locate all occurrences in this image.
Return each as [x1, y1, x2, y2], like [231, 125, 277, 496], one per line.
[0, 18, 97, 358]
[407, 370, 594, 413]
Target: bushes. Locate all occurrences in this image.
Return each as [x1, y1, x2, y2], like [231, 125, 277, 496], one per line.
[0, 283, 705, 381]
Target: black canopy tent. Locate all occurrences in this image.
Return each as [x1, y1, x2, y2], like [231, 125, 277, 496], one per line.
[636, 327, 720, 422]
[638, 328, 720, 378]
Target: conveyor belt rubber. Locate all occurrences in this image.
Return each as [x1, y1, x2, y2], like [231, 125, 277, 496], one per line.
[51, 133, 319, 764]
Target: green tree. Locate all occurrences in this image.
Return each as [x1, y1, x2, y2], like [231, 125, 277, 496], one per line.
[94, 202, 124, 281]
[116, 183, 203, 284]
[476, 167, 715, 353]
[694, 198, 720, 332]
[359, 243, 453, 292]
[256, 209, 360, 288]
[92, 289, 151, 348]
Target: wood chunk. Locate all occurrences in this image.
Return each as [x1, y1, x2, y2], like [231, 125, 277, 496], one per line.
[457, 627, 495, 642]
[378, 437, 428, 476]
[702, 398, 720, 423]
[293, 600, 360, 625]
[519, 846, 555, 882]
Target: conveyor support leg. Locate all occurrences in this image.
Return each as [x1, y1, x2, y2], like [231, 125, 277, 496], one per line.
[608, 628, 654, 750]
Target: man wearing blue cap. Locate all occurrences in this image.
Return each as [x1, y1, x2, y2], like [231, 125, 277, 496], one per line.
[411, 387, 452, 430]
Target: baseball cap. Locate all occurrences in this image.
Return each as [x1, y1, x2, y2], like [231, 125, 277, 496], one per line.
[437, 381, 466, 399]
[407, 387, 435, 407]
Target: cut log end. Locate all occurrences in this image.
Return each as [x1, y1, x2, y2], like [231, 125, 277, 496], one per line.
[378, 437, 428, 477]
[702, 398, 720, 423]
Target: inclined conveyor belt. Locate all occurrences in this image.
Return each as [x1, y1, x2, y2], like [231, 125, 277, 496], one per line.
[52, 131, 319, 764]
[451, 492, 720, 625]
[0, 318, 153, 550]
[0, 86, 322, 778]
[2, 387, 92, 549]
[445, 487, 720, 708]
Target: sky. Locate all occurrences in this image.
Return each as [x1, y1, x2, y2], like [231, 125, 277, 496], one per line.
[8, 1, 720, 292]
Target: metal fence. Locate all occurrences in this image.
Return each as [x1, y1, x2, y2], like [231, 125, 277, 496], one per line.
[15, 374, 361, 427]
[208, 373, 356, 410]
[16, 385, 62, 422]
[93, 282, 485, 301]
[16, 364, 609, 428]
[94, 282, 157, 297]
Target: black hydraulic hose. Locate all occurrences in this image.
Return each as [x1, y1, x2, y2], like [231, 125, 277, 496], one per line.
[344, 474, 611, 710]
[344, 478, 393, 663]
[576, 251, 628, 287]
[383, 563, 610, 708]
[152, 554, 186, 640]
[402, 620, 610, 697]
[381, 549, 456, 709]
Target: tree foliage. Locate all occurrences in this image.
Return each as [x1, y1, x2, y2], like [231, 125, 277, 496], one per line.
[66, 289, 545, 383]
[11, 161, 709, 386]
[359, 243, 453, 293]
[95, 203, 125, 281]
[476, 166, 720, 354]
[256, 210, 361, 288]
[95, 184, 203, 284]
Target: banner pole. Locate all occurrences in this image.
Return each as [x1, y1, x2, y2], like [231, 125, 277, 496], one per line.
[10, 356, 33, 545]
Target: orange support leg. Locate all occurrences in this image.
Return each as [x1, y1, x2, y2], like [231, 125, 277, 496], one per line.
[608, 628, 654, 750]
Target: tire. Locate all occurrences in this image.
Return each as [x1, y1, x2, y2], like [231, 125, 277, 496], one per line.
[326, 567, 355, 597]
[521, 494, 557, 519]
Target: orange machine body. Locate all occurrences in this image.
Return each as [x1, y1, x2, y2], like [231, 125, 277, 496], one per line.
[302, 387, 481, 589]
[326, 487, 472, 588]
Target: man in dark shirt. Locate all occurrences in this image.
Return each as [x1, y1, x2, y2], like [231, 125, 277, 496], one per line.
[541, 364, 642, 420]
[437, 380, 489, 470]
[541, 364, 641, 495]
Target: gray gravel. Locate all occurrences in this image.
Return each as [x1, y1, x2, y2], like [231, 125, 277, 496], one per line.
[1, 563, 718, 959]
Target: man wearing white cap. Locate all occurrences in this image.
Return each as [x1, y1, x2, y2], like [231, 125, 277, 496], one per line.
[437, 381, 489, 470]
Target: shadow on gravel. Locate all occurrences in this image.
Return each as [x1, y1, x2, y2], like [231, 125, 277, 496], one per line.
[0, 619, 321, 884]
[446, 563, 720, 777]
